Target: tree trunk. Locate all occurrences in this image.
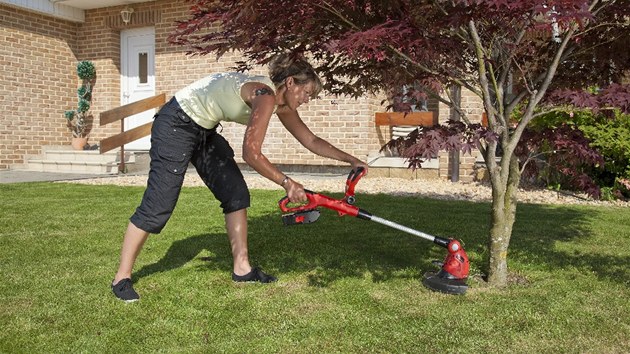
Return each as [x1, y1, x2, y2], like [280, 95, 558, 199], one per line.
[486, 153, 521, 287]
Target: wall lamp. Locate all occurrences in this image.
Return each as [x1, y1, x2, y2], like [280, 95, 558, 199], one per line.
[120, 6, 134, 25]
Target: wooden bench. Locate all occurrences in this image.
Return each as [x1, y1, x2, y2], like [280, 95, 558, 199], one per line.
[374, 111, 438, 128]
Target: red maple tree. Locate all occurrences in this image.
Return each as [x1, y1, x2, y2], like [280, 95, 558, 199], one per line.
[170, 0, 630, 287]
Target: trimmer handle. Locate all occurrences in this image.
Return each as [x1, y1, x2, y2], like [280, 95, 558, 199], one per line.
[345, 167, 367, 204]
[278, 190, 361, 217]
[278, 190, 319, 213]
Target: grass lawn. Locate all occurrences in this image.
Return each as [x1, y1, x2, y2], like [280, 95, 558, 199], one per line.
[1, 182, 629, 353]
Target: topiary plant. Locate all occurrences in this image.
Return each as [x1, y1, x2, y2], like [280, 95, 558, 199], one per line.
[65, 60, 96, 138]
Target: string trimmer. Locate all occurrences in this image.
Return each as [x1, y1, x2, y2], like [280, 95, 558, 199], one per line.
[278, 168, 470, 295]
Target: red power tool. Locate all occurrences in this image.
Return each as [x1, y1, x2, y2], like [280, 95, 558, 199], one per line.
[278, 168, 470, 295]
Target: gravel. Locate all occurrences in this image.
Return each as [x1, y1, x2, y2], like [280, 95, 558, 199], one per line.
[65, 171, 628, 207]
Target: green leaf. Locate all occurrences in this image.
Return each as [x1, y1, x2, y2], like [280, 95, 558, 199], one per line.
[76, 60, 96, 81]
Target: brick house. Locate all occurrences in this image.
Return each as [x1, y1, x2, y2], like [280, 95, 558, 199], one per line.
[0, 0, 484, 181]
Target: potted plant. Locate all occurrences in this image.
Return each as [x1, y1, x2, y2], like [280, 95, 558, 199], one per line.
[65, 60, 96, 150]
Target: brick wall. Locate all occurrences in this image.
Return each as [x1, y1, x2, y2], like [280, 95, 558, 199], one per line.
[1, 0, 483, 176]
[0, 4, 79, 169]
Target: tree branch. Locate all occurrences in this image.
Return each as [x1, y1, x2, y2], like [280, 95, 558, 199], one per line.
[468, 19, 502, 181]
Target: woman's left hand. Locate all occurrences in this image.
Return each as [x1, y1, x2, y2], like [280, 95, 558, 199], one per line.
[350, 159, 369, 175]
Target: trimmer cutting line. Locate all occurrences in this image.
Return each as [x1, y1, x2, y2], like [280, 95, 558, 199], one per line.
[278, 167, 470, 295]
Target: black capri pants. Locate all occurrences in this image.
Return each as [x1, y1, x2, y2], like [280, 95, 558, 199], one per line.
[130, 97, 250, 234]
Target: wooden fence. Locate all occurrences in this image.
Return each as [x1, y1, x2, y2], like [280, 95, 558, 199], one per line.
[99, 93, 166, 172]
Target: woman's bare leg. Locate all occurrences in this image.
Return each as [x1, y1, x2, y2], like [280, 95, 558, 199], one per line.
[113, 222, 150, 284]
[224, 209, 252, 276]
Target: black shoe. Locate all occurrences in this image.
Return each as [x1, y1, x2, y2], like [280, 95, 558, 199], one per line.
[112, 278, 140, 302]
[232, 267, 277, 283]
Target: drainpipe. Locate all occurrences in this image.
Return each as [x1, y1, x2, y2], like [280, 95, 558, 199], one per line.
[449, 85, 461, 182]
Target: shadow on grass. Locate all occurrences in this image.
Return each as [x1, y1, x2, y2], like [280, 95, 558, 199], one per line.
[509, 203, 630, 285]
[130, 192, 628, 287]
[132, 215, 439, 286]
[133, 233, 228, 281]
[132, 193, 471, 286]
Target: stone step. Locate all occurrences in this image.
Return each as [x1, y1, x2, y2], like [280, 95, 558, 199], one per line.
[21, 159, 125, 174]
[16, 145, 140, 175]
[41, 148, 135, 164]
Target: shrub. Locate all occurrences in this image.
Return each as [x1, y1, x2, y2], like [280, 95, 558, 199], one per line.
[64, 61, 96, 138]
[522, 109, 630, 199]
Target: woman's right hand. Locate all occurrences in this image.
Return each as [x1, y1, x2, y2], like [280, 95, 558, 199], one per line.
[284, 178, 307, 203]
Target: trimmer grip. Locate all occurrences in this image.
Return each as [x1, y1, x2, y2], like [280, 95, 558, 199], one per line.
[345, 167, 367, 202]
[347, 167, 366, 181]
[278, 190, 319, 212]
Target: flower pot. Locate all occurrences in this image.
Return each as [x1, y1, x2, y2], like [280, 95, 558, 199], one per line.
[71, 137, 88, 151]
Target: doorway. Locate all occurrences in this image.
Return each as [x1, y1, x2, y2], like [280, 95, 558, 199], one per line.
[121, 27, 155, 150]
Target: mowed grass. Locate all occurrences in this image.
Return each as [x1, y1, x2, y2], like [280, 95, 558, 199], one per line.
[1, 182, 629, 353]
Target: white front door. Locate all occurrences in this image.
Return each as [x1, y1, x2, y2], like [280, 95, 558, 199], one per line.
[121, 27, 155, 150]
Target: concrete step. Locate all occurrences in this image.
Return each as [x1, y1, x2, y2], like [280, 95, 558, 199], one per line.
[16, 146, 139, 175]
[122, 151, 150, 174]
[41, 147, 135, 164]
[21, 159, 123, 174]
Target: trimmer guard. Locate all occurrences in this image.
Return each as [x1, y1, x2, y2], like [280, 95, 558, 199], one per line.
[281, 209, 321, 225]
[422, 270, 468, 295]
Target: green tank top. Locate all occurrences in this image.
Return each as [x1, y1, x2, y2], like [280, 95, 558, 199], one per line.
[174, 72, 276, 129]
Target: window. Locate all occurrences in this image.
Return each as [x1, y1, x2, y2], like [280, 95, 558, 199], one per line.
[138, 52, 148, 84]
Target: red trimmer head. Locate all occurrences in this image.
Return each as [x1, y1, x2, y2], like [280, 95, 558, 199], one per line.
[422, 239, 469, 295]
[278, 168, 470, 295]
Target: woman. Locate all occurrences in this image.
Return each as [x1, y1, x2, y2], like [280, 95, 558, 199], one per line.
[112, 54, 368, 302]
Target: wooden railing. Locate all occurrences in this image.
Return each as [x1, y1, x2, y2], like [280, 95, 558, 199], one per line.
[99, 93, 166, 172]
